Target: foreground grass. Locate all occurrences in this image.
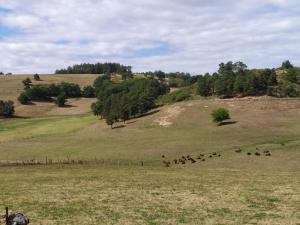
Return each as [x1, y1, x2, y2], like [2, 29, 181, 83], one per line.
[0, 165, 299, 225]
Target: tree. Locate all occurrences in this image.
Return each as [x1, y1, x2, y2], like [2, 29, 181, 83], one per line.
[33, 74, 41, 81]
[91, 101, 103, 118]
[284, 68, 299, 84]
[0, 100, 15, 117]
[197, 74, 212, 96]
[82, 85, 95, 98]
[22, 78, 32, 90]
[60, 82, 81, 98]
[55, 92, 67, 107]
[25, 85, 49, 101]
[106, 113, 115, 129]
[18, 92, 30, 104]
[211, 108, 230, 125]
[281, 60, 294, 69]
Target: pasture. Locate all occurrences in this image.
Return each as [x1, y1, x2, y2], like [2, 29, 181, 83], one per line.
[0, 74, 300, 224]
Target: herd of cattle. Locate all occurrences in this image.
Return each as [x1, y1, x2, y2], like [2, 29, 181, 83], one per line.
[162, 147, 272, 167]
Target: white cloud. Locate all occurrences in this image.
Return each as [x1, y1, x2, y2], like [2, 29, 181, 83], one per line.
[0, 0, 300, 74]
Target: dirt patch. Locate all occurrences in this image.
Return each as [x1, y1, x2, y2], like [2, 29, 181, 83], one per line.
[154, 105, 185, 127]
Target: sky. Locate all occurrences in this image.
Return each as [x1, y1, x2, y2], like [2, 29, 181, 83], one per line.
[0, 0, 300, 74]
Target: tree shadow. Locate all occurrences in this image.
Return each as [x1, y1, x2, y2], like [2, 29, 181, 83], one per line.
[135, 109, 160, 119]
[112, 125, 126, 129]
[218, 121, 238, 126]
[126, 120, 137, 125]
[63, 104, 76, 108]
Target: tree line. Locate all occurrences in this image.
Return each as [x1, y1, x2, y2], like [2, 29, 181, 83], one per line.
[55, 62, 133, 80]
[91, 75, 169, 128]
[197, 60, 300, 98]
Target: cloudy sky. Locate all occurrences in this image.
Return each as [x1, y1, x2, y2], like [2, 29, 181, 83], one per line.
[0, 0, 300, 74]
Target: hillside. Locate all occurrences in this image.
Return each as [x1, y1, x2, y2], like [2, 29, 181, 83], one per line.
[0, 74, 300, 224]
[0, 74, 98, 117]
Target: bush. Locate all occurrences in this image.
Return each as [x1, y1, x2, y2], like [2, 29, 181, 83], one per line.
[60, 82, 81, 98]
[157, 89, 191, 104]
[22, 78, 32, 90]
[82, 85, 95, 98]
[25, 85, 49, 101]
[55, 92, 67, 107]
[0, 100, 15, 117]
[18, 92, 30, 104]
[33, 74, 41, 81]
[212, 108, 230, 125]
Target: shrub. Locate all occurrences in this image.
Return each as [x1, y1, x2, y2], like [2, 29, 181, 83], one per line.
[33, 74, 41, 81]
[25, 85, 49, 101]
[82, 85, 95, 98]
[0, 100, 15, 117]
[22, 78, 32, 90]
[60, 82, 81, 98]
[55, 92, 67, 107]
[157, 89, 191, 104]
[18, 92, 30, 104]
[212, 108, 230, 125]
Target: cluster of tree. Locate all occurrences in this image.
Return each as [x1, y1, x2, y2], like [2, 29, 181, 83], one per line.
[0, 72, 13, 76]
[0, 100, 15, 117]
[197, 61, 299, 98]
[91, 76, 169, 128]
[55, 63, 133, 80]
[18, 78, 96, 107]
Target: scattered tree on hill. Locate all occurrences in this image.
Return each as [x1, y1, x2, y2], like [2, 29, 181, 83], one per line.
[82, 85, 95, 98]
[33, 74, 41, 81]
[55, 92, 67, 107]
[281, 60, 294, 69]
[211, 108, 230, 125]
[22, 78, 32, 90]
[25, 85, 49, 101]
[60, 82, 81, 98]
[0, 100, 15, 117]
[18, 92, 30, 104]
[0, 72, 3, 75]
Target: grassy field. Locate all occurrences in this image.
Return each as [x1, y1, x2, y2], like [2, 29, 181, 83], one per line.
[0, 75, 300, 224]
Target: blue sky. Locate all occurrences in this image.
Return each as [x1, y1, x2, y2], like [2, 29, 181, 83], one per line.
[0, 0, 300, 74]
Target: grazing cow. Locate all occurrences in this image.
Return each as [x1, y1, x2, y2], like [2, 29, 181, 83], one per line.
[265, 153, 271, 156]
[202, 159, 206, 162]
[218, 154, 221, 157]
[162, 155, 165, 158]
[255, 152, 261, 156]
[247, 152, 252, 156]
[213, 152, 217, 156]
[190, 158, 196, 163]
[174, 159, 178, 164]
[209, 155, 213, 158]
[197, 156, 202, 160]
[235, 148, 242, 153]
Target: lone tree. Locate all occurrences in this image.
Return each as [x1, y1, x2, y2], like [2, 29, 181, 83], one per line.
[33, 73, 41, 81]
[55, 92, 67, 107]
[18, 92, 30, 105]
[22, 78, 32, 90]
[212, 108, 230, 125]
[281, 60, 294, 69]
